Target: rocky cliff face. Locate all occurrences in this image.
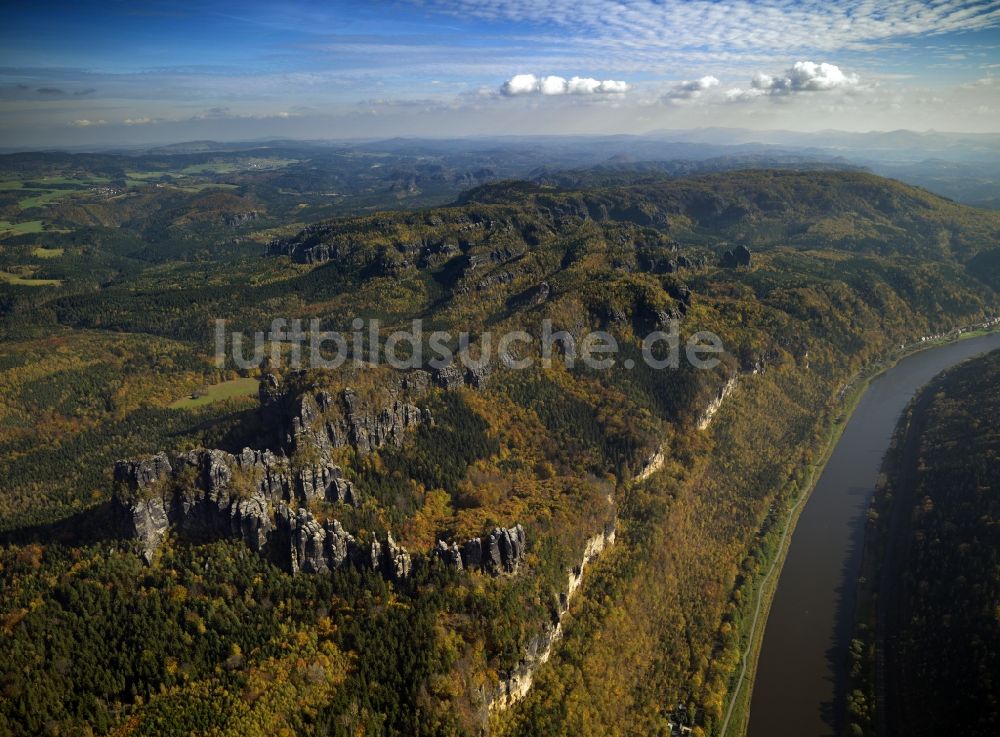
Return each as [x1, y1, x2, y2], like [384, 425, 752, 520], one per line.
[223, 210, 259, 227]
[111, 444, 397, 576]
[279, 506, 412, 578]
[435, 524, 527, 575]
[483, 521, 617, 714]
[113, 372, 430, 577]
[113, 452, 173, 564]
[261, 370, 432, 459]
[696, 374, 738, 431]
[432, 362, 494, 391]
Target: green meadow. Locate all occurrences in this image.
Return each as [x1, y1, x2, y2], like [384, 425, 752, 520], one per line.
[0, 220, 45, 236]
[0, 271, 62, 286]
[32, 246, 65, 258]
[168, 377, 260, 409]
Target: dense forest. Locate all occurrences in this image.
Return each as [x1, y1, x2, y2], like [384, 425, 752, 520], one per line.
[848, 348, 1000, 737]
[1, 162, 999, 736]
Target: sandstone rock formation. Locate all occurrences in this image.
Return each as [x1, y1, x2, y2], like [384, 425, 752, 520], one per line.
[113, 452, 173, 564]
[261, 371, 431, 459]
[436, 524, 527, 575]
[720, 244, 753, 269]
[224, 210, 259, 227]
[112, 372, 428, 578]
[483, 522, 616, 714]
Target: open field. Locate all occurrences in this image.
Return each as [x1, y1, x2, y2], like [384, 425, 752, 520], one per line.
[18, 189, 78, 209]
[0, 220, 45, 236]
[168, 376, 260, 409]
[0, 270, 62, 286]
[124, 170, 169, 180]
[31, 247, 64, 258]
[178, 157, 298, 175]
[26, 175, 110, 186]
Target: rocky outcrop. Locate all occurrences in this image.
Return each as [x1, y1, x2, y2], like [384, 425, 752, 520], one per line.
[303, 243, 338, 265]
[382, 532, 413, 580]
[283, 506, 333, 574]
[263, 372, 431, 458]
[432, 362, 494, 390]
[696, 374, 738, 430]
[467, 245, 526, 272]
[635, 447, 666, 483]
[279, 506, 410, 580]
[484, 522, 617, 713]
[339, 387, 428, 455]
[113, 448, 412, 580]
[435, 540, 464, 570]
[436, 524, 526, 575]
[113, 444, 353, 566]
[113, 373, 428, 576]
[113, 453, 173, 564]
[720, 244, 753, 269]
[265, 224, 341, 264]
[666, 282, 692, 310]
[224, 210, 259, 227]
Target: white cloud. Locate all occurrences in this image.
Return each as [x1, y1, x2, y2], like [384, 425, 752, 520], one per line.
[591, 79, 629, 94]
[123, 117, 153, 125]
[727, 61, 860, 100]
[765, 61, 859, 92]
[501, 73, 541, 95]
[567, 76, 603, 94]
[539, 75, 567, 95]
[663, 75, 720, 100]
[71, 119, 106, 127]
[500, 73, 629, 96]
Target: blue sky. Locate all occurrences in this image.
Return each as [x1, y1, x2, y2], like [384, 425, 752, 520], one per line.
[2, 0, 999, 146]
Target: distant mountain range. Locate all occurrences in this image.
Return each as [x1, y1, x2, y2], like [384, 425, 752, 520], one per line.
[64, 129, 999, 210]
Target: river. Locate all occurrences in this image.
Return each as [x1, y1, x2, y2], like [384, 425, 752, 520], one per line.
[746, 331, 1000, 737]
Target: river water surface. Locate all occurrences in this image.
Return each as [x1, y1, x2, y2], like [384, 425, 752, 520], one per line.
[746, 331, 1000, 737]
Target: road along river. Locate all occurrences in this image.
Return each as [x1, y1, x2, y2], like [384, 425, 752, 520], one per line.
[746, 330, 1000, 737]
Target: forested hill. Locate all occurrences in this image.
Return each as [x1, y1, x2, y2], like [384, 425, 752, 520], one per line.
[458, 170, 1000, 267]
[8, 170, 1000, 346]
[851, 349, 1000, 737]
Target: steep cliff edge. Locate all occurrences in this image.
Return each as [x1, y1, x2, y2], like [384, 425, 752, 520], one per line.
[484, 521, 617, 714]
[113, 370, 531, 582]
[113, 370, 429, 575]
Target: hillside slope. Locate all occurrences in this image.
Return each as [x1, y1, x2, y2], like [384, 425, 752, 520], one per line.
[459, 170, 1000, 266]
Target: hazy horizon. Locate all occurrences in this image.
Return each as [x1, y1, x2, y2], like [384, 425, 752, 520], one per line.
[6, 126, 1000, 158]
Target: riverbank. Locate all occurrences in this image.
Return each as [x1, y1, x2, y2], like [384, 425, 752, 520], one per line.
[719, 317, 1000, 737]
[850, 344, 1000, 736]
